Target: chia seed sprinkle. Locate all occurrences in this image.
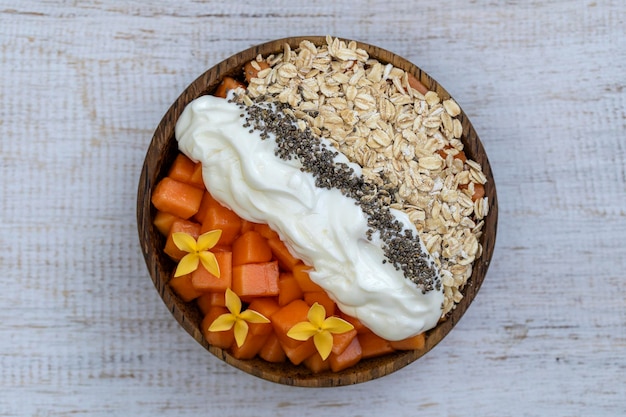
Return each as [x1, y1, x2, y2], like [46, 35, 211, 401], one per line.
[231, 95, 441, 294]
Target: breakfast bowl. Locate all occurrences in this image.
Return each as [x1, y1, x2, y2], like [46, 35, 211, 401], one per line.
[137, 36, 498, 387]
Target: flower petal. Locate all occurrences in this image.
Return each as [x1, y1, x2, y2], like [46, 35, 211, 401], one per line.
[224, 288, 242, 315]
[208, 313, 236, 332]
[199, 251, 220, 278]
[314, 331, 334, 360]
[172, 232, 198, 253]
[197, 229, 222, 251]
[286, 322, 318, 341]
[240, 309, 270, 324]
[233, 320, 249, 347]
[307, 302, 326, 327]
[322, 317, 354, 334]
[174, 253, 200, 277]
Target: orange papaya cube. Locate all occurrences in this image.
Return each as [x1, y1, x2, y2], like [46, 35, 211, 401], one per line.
[163, 219, 201, 261]
[214, 76, 245, 98]
[196, 291, 226, 315]
[278, 273, 303, 306]
[270, 299, 310, 341]
[329, 336, 362, 372]
[292, 263, 324, 292]
[252, 223, 279, 240]
[200, 194, 242, 245]
[338, 311, 367, 334]
[201, 306, 234, 349]
[191, 251, 232, 292]
[267, 238, 300, 271]
[389, 333, 425, 350]
[153, 211, 180, 236]
[230, 332, 271, 360]
[358, 330, 395, 359]
[303, 352, 331, 374]
[331, 328, 358, 356]
[270, 299, 318, 365]
[189, 162, 205, 189]
[167, 153, 196, 185]
[258, 332, 287, 363]
[232, 261, 280, 298]
[407, 72, 429, 95]
[244, 59, 270, 83]
[169, 273, 204, 302]
[232, 230, 273, 266]
[246, 297, 280, 336]
[303, 291, 336, 316]
[193, 191, 213, 224]
[151, 177, 204, 219]
[282, 337, 317, 365]
[240, 219, 256, 234]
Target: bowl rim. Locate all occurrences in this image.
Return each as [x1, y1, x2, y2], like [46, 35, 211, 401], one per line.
[137, 35, 498, 387]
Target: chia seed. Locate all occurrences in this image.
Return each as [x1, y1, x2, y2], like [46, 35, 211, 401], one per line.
[235, 96, 441, 293]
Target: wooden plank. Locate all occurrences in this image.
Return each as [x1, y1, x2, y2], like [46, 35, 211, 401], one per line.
[1, 0, 625, 415]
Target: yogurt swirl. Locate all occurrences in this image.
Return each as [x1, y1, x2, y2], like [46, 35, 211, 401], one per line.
[175, 95, 443, 340]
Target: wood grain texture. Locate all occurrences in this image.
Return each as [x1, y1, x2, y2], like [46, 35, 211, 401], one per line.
[1, 0, 624, 415]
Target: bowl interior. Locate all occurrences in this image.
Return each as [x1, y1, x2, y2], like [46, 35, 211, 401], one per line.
[137, 36, 498, 387]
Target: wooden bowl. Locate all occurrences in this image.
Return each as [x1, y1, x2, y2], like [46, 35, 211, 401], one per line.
[137, 36, 498, 387]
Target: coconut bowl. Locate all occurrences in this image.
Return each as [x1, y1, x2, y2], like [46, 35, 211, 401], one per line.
[137, 36, 498, 387]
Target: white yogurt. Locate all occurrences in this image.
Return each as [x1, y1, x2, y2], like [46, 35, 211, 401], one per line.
[175, 95, 443, 340]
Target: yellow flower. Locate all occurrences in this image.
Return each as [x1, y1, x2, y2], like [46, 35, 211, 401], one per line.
[172, 229, 222, 277]
[208, 288, 270, 347]
[287, 302, 354, 360]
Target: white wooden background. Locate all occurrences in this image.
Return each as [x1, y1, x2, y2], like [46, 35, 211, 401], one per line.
[1, 0, 625, 416]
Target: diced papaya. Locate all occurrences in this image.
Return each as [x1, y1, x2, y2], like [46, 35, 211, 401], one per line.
[471, 183, 485, 201]
[389, 333, 426, 350]
[278, 273, 303, 306]
[270, 299, 317, 364]
[358, 331, 395, 359]
[193, 191, 213, 224]
[153, 211, 180, 236]
[258, 332, 286, 363]
[270, 299, 311, 350]
[304, 291, 336, 316]
[191, 251, 232, 292]
[200, 194, 242, 245]
[244, 59, 270, 83]
[292, 263, 324, 292]
[338, 311, 367, 334]
[281, 337, 317, 365]
[240, 219, 255, 234]
[196, 291, 226, 314]
[246, 297, 280, 336]
[407, 72, 429, 95]
[151, 177, 204, 219]
[232, 230, 273, 266]
[163, 219, 201, 261]
[331, 328, 358, 356]
[303, 352, 331, 374]
[253, 223, 279, 240]
[167, 153, 196, 185]
[214, 76, 245, 98]
[189, 162, 205, 189]
[169, 273, 204, 302]
[201, 306, 234, 349]
[329, 336, 362, 372]
[437, 145, 467, 164]
[230, 332, 270, 360]
[268, 238, 300, 271]
[232, 261, 280, 298]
